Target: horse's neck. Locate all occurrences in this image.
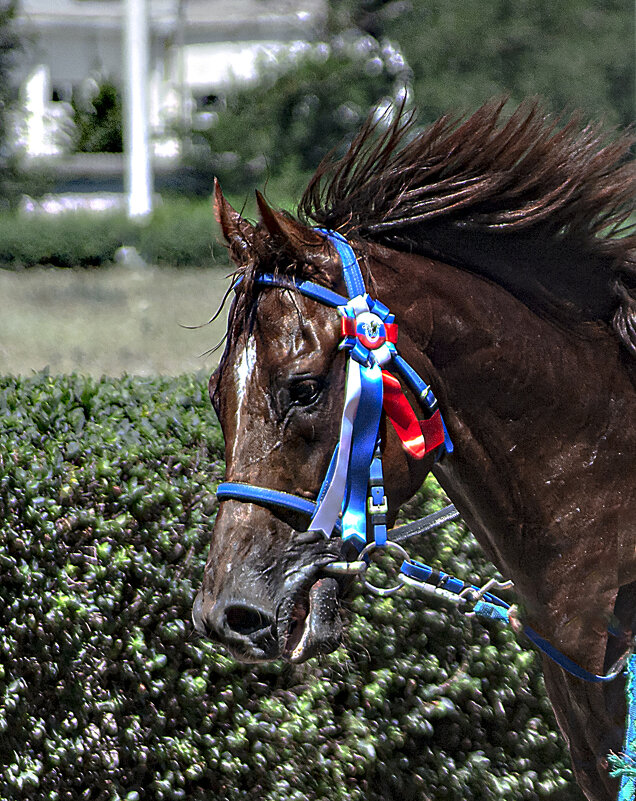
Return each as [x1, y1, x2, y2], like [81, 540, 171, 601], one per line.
[372, 245, 636, 611]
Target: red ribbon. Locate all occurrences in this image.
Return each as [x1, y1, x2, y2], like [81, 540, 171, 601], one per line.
[382, 371, 445, 458]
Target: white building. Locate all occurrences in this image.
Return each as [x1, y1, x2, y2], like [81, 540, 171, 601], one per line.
[14, 0, 327, 158]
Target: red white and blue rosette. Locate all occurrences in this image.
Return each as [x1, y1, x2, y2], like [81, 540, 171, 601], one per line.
[338, 294, 398, 367]
[309, 291, 450, 546]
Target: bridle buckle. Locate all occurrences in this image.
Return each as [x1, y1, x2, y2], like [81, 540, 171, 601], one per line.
[367, 495, 388, 515]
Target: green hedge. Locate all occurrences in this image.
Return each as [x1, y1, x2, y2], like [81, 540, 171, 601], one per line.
[0, 374, 583, 800]
[0, 193, 300, 270]
[0, 200, 229, 270]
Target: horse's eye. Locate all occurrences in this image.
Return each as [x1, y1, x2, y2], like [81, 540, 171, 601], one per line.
[289, 378, 322, 407]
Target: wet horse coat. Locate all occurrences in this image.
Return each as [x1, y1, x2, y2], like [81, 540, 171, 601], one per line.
[194, 101, 636, 801]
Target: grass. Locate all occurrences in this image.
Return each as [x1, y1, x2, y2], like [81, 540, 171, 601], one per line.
[0, 261, 233, 376]
[0, 186, 305, 377]
[0, 188, 300, 377]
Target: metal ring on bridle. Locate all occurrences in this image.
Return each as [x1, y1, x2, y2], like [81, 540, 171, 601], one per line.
[358, 540, 411, 597]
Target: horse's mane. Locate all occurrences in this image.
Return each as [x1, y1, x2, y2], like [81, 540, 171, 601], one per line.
[299, 99, 636, 357]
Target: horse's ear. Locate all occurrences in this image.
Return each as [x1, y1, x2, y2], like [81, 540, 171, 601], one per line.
[256, 190, 325, 256]
[213, 179, 254, 256]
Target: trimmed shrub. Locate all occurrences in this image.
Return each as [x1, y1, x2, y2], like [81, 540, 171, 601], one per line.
[0, 199, 230, 270]
[0, 210, 137, 269]
[137, 201, 219, 268]
[0, 374, 583, 800]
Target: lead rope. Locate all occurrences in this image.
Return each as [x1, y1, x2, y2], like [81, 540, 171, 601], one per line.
[325, 543, 636, 685]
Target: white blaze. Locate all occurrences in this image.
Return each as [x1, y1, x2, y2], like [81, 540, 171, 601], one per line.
[232, 336, 257, 463]
[236, 335, 257, 403]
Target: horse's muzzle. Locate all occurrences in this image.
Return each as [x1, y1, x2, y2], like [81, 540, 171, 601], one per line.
[192, 566, 345, 664]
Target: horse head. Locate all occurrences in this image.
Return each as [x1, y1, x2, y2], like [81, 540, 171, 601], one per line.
[192, 184, 435, 663]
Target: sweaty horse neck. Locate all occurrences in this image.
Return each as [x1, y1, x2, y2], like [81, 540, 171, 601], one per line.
[369, 245, 635, 610]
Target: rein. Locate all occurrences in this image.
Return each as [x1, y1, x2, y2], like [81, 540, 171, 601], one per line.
[217, 229, 635, 687]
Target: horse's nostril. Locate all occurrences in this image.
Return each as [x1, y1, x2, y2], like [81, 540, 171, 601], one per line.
[224, 604, 274, 636]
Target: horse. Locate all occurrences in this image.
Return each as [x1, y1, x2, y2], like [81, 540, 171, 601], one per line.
[191, 100, 636, 801]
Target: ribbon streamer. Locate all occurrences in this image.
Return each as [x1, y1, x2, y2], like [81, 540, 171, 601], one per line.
[340, 360, 384, 545]
[308, 359, 362, 537]
[382, 371, 446, 458]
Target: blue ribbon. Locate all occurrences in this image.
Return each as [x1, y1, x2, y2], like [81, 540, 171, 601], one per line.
[340, 361, 384, 547]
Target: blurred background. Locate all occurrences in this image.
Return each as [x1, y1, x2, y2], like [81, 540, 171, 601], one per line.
[0, 0, 633, 376]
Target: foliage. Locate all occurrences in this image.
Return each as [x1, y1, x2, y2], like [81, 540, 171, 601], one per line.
[0, 198, 230, 269]
[195, 0, 632, 201]
[136, 199, 222, 267]
[0, 373, 586, 800]
[333, 0, 634, 128]
[0, 0, 23, 208]
[0, 208, 136, 269]
[72, 79, 124, 153]
[189, 38, 406, 198]
[28, 2, 629, 205]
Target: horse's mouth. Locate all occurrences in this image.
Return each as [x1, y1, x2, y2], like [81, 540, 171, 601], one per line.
[278, 576, 343, 663]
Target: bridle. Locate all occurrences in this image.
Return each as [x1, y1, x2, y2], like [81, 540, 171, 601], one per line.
[214, 229, 635, 684]
[217, 229, 452, 550]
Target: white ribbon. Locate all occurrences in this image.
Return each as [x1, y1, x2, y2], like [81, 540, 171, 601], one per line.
[308, 359, 362, 537]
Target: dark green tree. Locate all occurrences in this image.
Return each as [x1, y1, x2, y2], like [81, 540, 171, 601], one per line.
[72, 79, 123, 153]
[0, 0, 23, 207]
[195, 0, 632, 202]
[338, 0, 633, 127]
[191, 39, 407, 198]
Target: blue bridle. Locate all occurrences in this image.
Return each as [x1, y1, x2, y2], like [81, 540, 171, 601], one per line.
[217, 229, 452, 552]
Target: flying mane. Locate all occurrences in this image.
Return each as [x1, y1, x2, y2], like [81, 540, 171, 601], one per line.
[298, 99, 636, 357]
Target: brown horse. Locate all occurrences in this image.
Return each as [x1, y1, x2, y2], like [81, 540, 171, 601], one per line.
[192, 100, 636, 801]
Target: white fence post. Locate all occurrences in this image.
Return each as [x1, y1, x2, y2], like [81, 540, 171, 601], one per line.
[124, 0, 153, 218]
